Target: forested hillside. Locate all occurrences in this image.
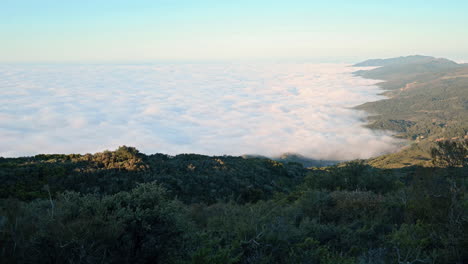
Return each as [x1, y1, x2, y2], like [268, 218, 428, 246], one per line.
[353, 56, 468, 168]
[0, 146, 304, 204]
[1, 141, 467, 263]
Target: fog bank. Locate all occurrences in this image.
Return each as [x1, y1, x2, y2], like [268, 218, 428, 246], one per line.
[0, 63, 400, 159]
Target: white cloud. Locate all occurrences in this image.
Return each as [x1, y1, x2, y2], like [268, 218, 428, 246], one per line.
[0, 63, 400, 160]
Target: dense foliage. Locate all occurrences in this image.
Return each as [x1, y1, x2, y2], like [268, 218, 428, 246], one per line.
[0, 146, 304, 204]
[1, 142, 467, 263]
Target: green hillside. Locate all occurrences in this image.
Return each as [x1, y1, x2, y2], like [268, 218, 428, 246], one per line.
[1, 143, 466, 263]
[0, 146, 304, 204]
[353, 56, 468, 168]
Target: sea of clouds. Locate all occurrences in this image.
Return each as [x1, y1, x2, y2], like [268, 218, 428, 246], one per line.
[0, 63, 400, 160]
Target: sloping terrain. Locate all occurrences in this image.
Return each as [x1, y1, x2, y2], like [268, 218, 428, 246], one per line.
[353, 56, 468, 167]
[1, 144, 466, 263]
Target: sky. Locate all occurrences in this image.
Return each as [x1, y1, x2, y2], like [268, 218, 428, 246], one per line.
[1, 0, 468, 62]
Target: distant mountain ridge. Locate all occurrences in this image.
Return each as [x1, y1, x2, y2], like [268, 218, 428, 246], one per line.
[353, 55, 459, 67]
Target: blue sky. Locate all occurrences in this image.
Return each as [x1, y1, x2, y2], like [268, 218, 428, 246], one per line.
[1, 0, 468, 62]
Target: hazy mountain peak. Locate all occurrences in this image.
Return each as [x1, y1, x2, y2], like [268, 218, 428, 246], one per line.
[353, 55, 458, 67]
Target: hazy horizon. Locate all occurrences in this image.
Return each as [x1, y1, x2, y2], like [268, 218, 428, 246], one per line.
[2, 1, 468, 63]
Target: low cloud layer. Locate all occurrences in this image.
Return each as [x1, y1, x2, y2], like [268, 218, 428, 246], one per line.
[0, 63, 400, 160]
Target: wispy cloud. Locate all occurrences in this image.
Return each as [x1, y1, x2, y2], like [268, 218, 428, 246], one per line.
[0, 63, 399, 159]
